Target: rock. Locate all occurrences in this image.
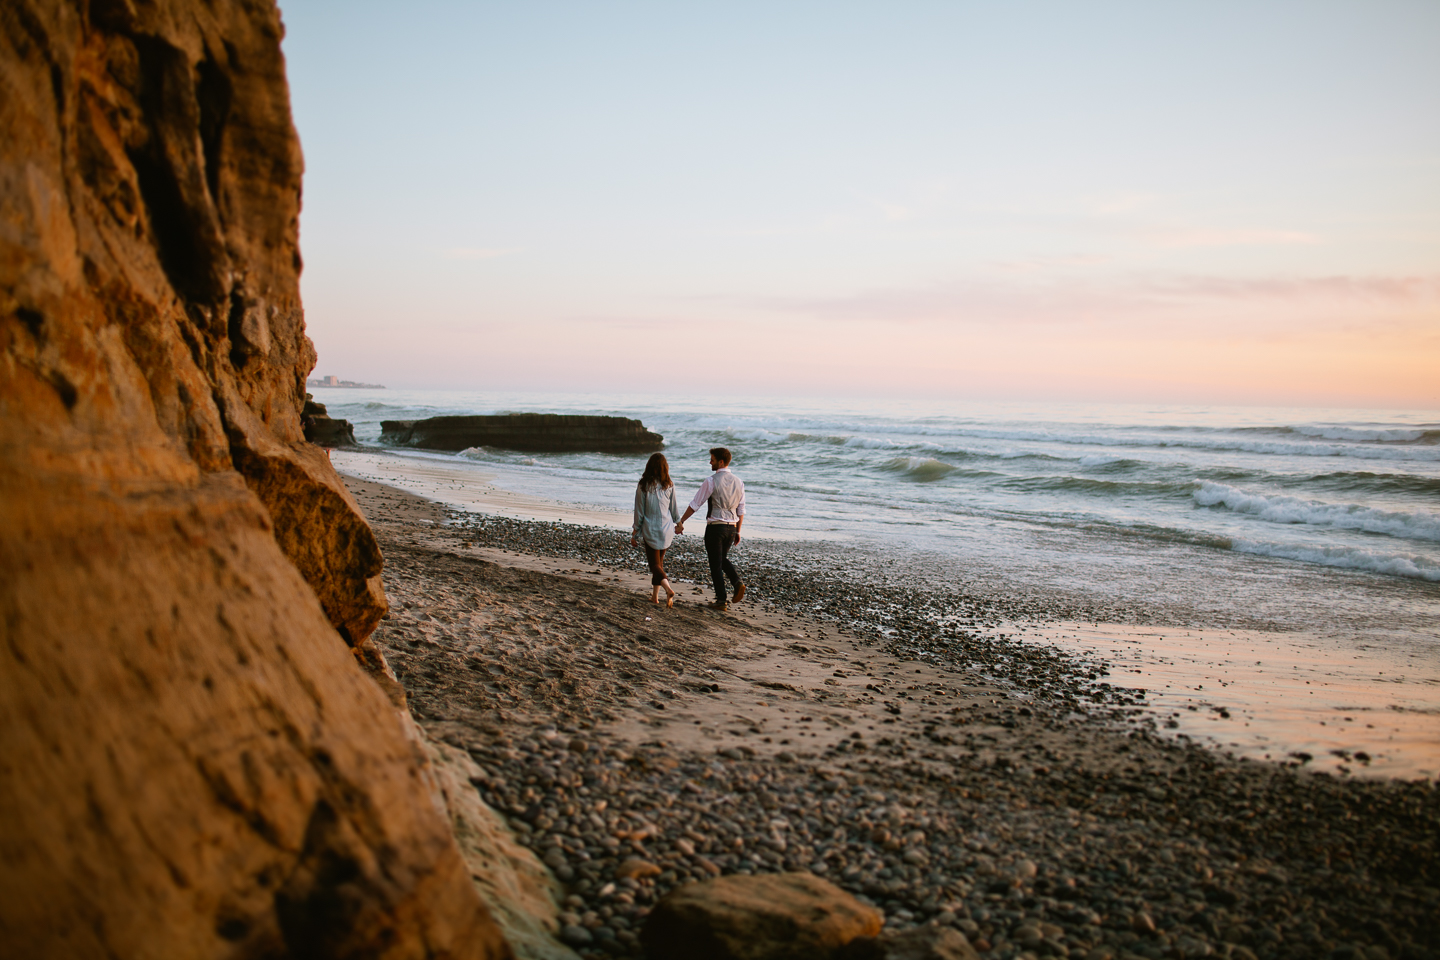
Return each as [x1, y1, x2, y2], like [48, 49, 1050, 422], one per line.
[1174, 935, 1214, 958]
[641, 872, 883, 960]
[303, 395, 358, 447]
[839, 926, 982, 960]
[0, 2, 501, 957]
[560, 925, 594, 947]
[380, 414, 664, 453]
[229, 419, 388, 642]
[615, 858, 663, 880]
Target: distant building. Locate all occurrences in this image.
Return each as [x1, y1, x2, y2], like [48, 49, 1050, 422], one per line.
[306, 376, 386, 389]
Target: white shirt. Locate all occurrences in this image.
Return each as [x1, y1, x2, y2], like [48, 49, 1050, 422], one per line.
[633, 483, 682, 549]
[688, 467, 746, 524]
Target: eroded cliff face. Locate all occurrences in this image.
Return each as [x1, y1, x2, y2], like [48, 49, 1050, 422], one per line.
[0, 1, 508, 956]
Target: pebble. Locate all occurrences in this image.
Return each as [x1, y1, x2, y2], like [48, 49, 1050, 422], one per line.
[560, 924, 593, 946]
[614, 858, 661, 880]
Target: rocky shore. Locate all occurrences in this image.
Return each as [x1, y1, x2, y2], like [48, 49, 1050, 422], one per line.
[350, 479, 1438, 960]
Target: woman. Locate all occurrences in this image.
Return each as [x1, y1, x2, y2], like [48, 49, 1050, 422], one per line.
[630, 452, 681, 607]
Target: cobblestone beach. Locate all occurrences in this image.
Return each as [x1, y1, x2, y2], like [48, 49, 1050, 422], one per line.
[350, 478, 1439, 960]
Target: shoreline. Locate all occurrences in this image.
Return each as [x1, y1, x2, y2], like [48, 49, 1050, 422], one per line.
[332, 446, 846, 541]
[340, 466, 1437, 783]
[345, 473, 1438, 960]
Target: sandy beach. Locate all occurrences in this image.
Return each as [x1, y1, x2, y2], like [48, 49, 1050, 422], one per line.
[344, 472, 1437, 960]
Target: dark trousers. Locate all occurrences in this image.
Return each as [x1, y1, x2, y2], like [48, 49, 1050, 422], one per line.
[703, 523, 740, 602]
[643, 546, 668, 586]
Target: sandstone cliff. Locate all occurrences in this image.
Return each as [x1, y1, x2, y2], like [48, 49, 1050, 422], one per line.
[0, 2, 510, 955]
[381, 413, 665, 454]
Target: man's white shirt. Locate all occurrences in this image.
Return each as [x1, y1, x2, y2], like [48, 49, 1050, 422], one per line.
[688, 467, 746, 524]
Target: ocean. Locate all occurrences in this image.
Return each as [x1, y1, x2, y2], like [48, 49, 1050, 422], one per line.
[318, 389, 1439, 776]
[318, 391, 1435, 623]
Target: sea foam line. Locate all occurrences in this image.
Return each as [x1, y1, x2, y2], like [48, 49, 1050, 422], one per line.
[1230, 539, 1440, 582]
[698, 423, 1440, 463]
[1193, 481, 1440, 542]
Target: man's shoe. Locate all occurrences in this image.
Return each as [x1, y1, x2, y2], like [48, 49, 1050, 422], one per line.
[708, 601, 728, 612]
[732, 583, 747, 603]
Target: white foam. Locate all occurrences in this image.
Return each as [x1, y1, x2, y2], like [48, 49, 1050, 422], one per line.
[1292, 424, 1431, 443]
[458, 446, 537, 467]
[909, 426, 1440, 462]
[724, 427, 788, 442]
[844, 435, 911, 449]
[1230, 538, 1440, 582]
[1193, 481, 1440, 542]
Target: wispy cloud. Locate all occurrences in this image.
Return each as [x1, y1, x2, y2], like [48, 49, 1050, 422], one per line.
[741, 271, 1440, 327]
[1142, 273, 1440, 301]
[988, 254, 1111, 274]
[1149, 228, 1320, 248]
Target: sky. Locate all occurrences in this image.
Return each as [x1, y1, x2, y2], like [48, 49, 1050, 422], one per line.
[278, 1, 1440, 407]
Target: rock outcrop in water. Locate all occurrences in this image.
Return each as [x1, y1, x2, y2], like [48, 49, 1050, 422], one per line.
[303, 395, 358, 447]
[381, 413, 664, 454]
[0, 2, 514, 956]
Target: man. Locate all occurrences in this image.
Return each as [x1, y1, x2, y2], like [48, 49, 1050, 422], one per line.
[675, 447, 746, 611]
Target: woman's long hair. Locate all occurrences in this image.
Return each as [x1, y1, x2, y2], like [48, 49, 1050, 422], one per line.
[638, 453, 672, 491]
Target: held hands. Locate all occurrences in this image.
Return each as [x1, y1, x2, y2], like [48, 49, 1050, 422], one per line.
[674, 523, 685, 535]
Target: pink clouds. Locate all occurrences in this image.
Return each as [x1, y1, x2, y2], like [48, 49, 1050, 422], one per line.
[745, 270, 1440, 329]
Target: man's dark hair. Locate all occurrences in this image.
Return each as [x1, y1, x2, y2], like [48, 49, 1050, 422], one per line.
[710, 447, 732, 465]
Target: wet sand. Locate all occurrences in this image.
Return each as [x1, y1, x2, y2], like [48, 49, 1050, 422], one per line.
[341, 473, 1439, 960]
[1046, 625, 1438, 781]
[337, 448, 628, 528]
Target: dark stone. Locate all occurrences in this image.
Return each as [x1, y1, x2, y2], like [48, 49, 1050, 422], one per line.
[381, 413, 664, 453]
[839, 926, 982, 960]
[641, 872, 882, 960]
[1202, 884, 1240, 908]
[302, 396, 357, 447]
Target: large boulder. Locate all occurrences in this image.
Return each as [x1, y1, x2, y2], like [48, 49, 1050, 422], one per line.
[0, 1, 507, 956]
[838, 927, 982, 960]
[304, 396, 359, 448]
[381, 413, 664, 454]
[641, 872, 884, 960]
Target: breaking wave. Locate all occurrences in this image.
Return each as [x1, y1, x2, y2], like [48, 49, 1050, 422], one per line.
[1230, 539, 1440, 582]
[1193, 481, 1440, 542]
[878, 456, 961, 482]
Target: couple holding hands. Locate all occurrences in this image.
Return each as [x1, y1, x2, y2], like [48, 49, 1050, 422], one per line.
[629, 447, 746, 611]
